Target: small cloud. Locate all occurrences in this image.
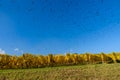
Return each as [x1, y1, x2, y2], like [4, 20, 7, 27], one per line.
[14, 48, 24, 54]
[14, 48, 19, 52]
[0, 48, 6, 54]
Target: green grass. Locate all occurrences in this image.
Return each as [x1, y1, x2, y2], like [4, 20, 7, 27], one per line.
[0, 64, 120, 80]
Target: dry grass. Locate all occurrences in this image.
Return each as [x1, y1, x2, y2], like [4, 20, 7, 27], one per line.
[0, 64, 120, 80]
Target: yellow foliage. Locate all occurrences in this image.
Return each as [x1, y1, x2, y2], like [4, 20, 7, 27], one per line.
[0, 52, 119, 69]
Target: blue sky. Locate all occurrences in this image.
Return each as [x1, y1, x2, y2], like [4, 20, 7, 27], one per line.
[0, 0, 120, 55]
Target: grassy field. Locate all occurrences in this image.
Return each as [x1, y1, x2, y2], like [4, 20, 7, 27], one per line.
[0, 64, 120, 80]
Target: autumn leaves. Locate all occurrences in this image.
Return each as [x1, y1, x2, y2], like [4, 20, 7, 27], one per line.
[0, 52, 119, 69]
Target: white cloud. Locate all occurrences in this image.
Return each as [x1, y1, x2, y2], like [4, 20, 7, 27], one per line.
[14, 48, 19, 52]
[0, 49, 6, 54]
[14, 48, 24, 54]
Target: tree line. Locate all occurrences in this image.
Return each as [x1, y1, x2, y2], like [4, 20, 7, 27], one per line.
[0, 52, 119, 69]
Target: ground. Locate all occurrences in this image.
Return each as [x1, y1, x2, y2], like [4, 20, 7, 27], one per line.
[0, 64, 120, 80]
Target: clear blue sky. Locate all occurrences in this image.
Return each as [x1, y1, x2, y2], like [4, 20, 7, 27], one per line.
[0, 0, 120, 55]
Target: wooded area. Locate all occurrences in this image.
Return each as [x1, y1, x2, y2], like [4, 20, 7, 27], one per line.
[0, 52, 119, 69]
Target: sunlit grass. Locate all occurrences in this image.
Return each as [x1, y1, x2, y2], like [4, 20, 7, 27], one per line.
[0, 63, 120, 80]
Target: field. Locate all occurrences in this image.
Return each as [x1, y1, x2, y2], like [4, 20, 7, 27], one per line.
[0, 64, 120, 80]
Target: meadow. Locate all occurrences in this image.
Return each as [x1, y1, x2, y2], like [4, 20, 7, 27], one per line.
[0, 52, 120, 80]
[0, 63, 120, 80]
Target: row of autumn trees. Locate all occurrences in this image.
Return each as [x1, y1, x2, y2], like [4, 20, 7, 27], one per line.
[0, 52, 120, 69]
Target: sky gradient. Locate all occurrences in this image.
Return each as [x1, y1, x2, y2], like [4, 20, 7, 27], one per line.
[0, 0, 120, 55]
